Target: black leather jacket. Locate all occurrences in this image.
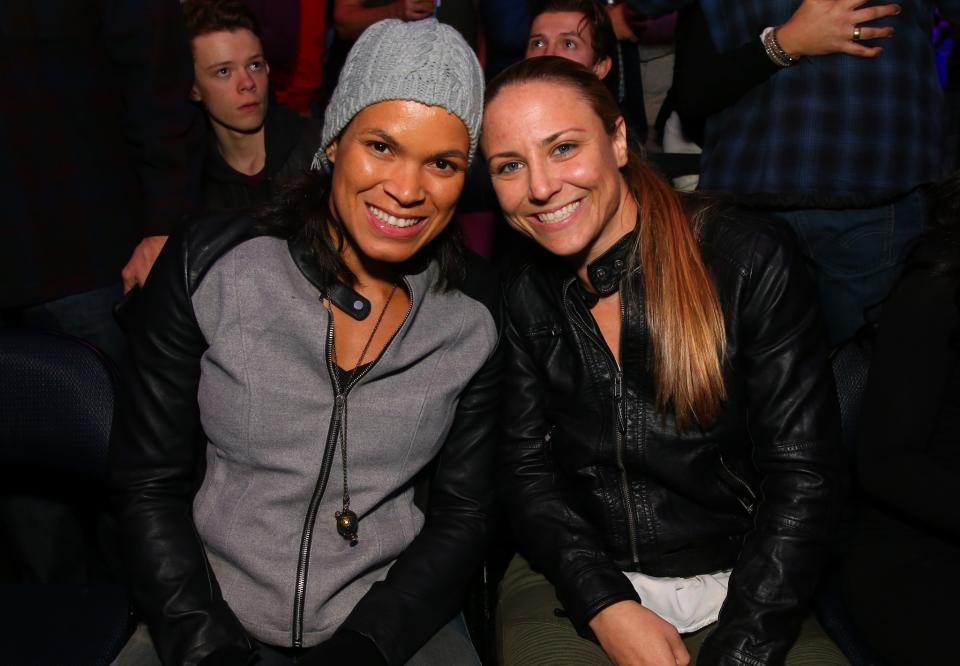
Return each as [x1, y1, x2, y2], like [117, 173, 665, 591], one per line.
[499, 209, 844, 665]
[111, 212, 501, 666]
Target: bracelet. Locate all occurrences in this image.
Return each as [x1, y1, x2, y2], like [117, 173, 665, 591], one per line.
[761, 26, 798, 67]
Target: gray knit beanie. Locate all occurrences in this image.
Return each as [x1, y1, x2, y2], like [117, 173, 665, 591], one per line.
[312, 18, 484, 171]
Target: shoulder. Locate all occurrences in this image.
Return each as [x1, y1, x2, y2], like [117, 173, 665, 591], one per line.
[696, 202, 802, 279]
[500, 237, 565, 306]
[267, 105, 324, 174]
[179, 211, 271, 294]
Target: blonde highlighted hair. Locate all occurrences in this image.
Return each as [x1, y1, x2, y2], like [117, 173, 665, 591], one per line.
[486, 57, 726, 429]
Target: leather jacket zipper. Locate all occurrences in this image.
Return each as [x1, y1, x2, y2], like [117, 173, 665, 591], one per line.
[718, 452, 757, 516]
[291, 279, 412, 647]
[563, 283, 641, 565]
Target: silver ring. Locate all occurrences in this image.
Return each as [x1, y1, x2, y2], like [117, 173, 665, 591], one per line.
[852, 26, 862, 41]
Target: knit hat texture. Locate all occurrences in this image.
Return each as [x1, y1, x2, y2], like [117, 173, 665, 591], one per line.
[313, 18, 483, 170]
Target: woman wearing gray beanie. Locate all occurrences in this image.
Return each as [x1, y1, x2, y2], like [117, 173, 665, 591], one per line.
[112, 18, 494, 666]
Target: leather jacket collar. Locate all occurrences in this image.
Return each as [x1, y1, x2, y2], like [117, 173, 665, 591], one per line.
[579, 233, 634, 305]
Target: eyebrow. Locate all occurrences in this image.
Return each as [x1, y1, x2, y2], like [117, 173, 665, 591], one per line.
[529, 31, 583, 40]
[359, 128, 468, 162]
[486, 128, 586, 161]
[430, 148, 469, 163]
[204, 52, 263, 69]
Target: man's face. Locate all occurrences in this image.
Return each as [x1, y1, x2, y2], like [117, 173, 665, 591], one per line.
[526, 11, 612, 79]
[190, 29, 269, 133]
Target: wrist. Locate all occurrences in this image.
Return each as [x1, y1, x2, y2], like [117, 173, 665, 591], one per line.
[773, 21, 803, 59]
[761, 26, 799, 67]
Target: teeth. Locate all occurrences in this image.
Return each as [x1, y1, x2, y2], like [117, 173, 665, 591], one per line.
[536, 200, 581, 224]
[368, 205, 423, 228]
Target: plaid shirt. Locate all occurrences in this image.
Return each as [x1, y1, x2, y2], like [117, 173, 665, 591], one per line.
[630, 1, 960, 207]
[0, 0, 202, 308]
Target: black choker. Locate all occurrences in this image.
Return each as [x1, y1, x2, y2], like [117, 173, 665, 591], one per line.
[326, 283, 370, 320]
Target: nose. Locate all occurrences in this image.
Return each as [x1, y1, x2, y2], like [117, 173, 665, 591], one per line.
[527, 160, 561, 204]
[383, 162, 426, 207]
[237, 68, 256, 92]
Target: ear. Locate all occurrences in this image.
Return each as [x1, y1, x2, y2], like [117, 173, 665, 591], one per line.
[325, 141, 338, 164]
[613, 116, 628, 168]
[593, 56, 612, 81]
[190, 83, 202, 103]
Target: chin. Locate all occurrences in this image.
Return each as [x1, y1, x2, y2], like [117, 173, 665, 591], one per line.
[352, 235, 426, 266]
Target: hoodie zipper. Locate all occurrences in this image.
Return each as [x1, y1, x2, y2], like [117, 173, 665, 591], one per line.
[291, 279, 412, 647]
[563, 282, 641, 566]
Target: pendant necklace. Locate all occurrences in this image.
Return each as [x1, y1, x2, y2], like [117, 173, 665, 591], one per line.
[328, 282, 398, 545]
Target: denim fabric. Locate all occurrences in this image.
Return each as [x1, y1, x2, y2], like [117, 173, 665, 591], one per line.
[772, 189, 927, 345]
[3, 283, 127, 368]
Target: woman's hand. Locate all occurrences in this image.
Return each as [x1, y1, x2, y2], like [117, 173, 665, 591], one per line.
[777, 0, 900, 59]
[588, 601, 690, 666]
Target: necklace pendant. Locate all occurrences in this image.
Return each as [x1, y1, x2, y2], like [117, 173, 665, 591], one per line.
[336, 509, 359, 545]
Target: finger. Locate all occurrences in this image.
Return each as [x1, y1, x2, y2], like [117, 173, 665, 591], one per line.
[665, 631, 690, 666]
[853, 26, 894, 41]
[121, 269, 137, 294]
[843, 43, 884, 58]
[854, 4, 902, 22]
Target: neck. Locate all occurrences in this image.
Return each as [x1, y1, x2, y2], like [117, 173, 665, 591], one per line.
[339, 242, 400, 299]
[212, 120, 266, 176]
[574, 185, 639, 288]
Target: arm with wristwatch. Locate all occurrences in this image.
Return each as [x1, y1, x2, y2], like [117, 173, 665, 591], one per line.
[660, 0, 901, 145]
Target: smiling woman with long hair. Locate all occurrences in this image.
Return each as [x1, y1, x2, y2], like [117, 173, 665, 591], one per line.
[111, 18, 498, 666]
[482, 56, 845, 666]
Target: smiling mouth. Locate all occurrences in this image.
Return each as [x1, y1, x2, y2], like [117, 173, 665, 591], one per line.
[368, 204, 425, 229]
[534, 199, 582, 224]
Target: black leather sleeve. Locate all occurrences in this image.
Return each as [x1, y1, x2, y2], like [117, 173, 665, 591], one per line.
[699, 223, 845, 665]
[336, 258, 502, 665]
[110, 223, 253, 666]
[498, 277, 641, 637]
[672, 4, 778, 145]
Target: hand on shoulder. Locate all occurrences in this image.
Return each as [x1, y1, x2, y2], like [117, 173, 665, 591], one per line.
[777, 0, 899, 59]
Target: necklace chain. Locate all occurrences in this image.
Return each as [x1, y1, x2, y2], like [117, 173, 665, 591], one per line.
[329, 282, 398, 545]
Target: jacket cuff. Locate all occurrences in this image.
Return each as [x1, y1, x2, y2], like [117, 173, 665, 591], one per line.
[560, 565, 641, 639]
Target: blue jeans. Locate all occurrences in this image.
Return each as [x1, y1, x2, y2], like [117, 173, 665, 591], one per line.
[772, 189, 927, 346]
[2, 283, 126, 368]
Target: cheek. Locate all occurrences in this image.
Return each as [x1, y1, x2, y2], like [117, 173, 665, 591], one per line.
[336, 152, 380, 192]
[490, 179, 525, 215]
[431, 176, 466, 216]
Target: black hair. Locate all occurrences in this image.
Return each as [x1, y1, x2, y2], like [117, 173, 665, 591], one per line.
[529, 0, 618, 66]
[256, 170, 465, 292]
[182, 0, 261, 41]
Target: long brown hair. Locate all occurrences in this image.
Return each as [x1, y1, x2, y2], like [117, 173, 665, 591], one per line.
[485, 57, 726, 429]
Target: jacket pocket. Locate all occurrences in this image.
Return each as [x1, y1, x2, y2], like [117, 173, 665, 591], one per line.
[523, 321, 564, 365]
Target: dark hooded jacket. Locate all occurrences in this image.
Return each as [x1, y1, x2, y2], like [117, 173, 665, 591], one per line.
[200, 104, 322, 212]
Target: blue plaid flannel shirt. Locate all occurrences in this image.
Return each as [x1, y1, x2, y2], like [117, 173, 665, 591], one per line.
[630, 1, 960, 207]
